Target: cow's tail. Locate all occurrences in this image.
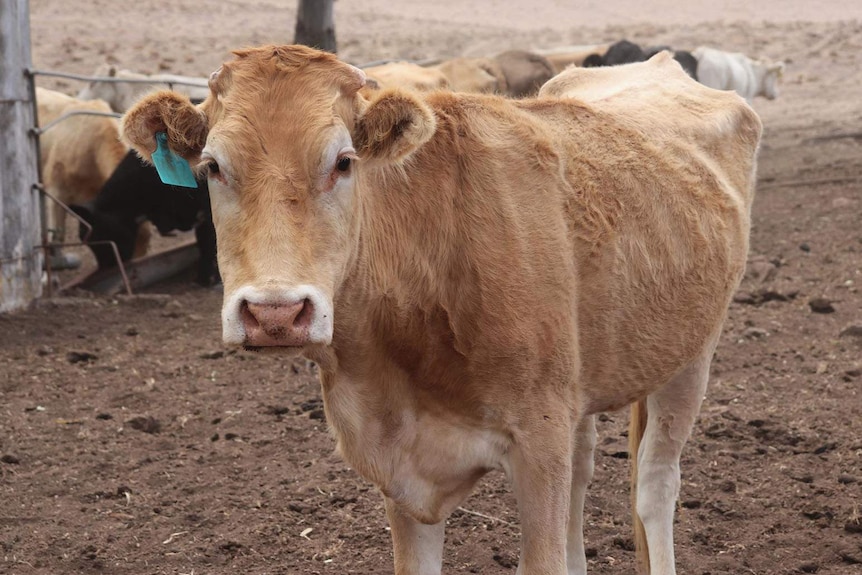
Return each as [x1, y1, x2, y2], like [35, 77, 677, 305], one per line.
[629, 398, 650, 574]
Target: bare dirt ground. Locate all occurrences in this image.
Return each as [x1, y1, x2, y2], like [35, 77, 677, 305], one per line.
[1, 1, 861, 574]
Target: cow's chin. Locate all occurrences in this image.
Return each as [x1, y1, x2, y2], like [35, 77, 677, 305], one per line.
[242, 344, 305, 355]
[241, 342, 330, 363]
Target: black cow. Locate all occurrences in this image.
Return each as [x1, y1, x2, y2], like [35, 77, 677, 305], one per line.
[583, 40, 698, 80]
[71, 150, 219, 286]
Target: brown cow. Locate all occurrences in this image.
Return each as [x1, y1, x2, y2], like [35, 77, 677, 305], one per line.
[493, 49, 556, 97]
[431, 56, 507, 93]
[122, 46, 761, 575]
[362, 61, 450, 92]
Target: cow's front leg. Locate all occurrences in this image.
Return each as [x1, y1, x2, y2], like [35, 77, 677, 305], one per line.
[511, 419, 573, 575]
[567, 415, 596, 575]
[385, 496, 446, 575]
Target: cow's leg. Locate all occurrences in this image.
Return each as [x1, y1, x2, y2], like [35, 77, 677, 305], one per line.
[635, 351, 711, 575]
[567, 414, 596, 575]
[511, 420, 572, 575]
[385, 496, 445, 575]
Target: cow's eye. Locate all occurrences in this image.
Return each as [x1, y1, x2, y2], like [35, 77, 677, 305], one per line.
[336, 156, 351, 173]
[207, 160, 220, 175]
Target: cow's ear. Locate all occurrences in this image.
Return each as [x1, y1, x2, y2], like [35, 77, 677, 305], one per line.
[121, 90, 209, 164]
[353, 89, 436, 166]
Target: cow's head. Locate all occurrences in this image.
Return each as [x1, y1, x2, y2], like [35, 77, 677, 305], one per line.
[122, 45, 436, 352]
[759, 61, 785, 100]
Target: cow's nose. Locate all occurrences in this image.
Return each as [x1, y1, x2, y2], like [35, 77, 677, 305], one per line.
[241, 299, 314, 347]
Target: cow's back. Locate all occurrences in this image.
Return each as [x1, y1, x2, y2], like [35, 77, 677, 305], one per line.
[535, 53, 760, 410]
[37, 87, 128, 206]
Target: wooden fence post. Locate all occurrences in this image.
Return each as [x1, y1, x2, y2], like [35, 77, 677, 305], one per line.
[294, 0, 337, 53]
[0, 0, 43, 312]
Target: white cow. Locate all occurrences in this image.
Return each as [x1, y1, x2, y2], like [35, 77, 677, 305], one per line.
[78, 64, 210, 113]
[693, 46, 785, 103]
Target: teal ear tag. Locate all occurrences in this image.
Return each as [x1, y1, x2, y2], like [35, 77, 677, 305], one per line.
[151, 131, 198, 188]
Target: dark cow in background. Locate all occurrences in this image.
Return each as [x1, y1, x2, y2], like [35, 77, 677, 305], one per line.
[583, 39, 698, 79]
[71, 151, 219, 286]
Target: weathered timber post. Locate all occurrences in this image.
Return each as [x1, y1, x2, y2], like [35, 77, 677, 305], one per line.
[294, 0, 337, 53]
[0, 0, 43, 312]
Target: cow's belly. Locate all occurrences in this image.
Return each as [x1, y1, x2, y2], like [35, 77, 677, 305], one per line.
[322, 372, 510, 524]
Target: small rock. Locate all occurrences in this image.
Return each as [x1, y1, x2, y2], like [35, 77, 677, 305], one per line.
[67, 351, 98, 364]
[745, 256, 779, 283]
[126, 416, 161, 434]
[839, 548, 862, 564]
[742, 327, 769, 340]
[800, 243, 811, 252]
[839, 325, 862, 338]
[1, 454, 20, 465]
[808, 298, 835, 314]
[843, 368, 861, 381]
[799, 562, 819, 573]
[308, 409, 326, 422]
[288, 502, 309, 514]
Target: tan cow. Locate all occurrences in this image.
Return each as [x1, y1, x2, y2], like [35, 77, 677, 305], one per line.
[36, 87, 150, 260]
[122, 46, 761, 575]
[363, 61, 450, 92]
[431, 56, 507, 93]
[493, 50, 556, 97]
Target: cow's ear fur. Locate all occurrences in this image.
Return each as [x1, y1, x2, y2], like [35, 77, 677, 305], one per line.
[353, 89, 436, 166]
[121, 90, 209, 164]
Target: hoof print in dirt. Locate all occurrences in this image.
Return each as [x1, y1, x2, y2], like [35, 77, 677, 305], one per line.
[492, 551, 518, 569]
[126, 415, 162, 434]
[733, 288, 794, 306]
[218, 541, 245, 557]
[808, 298, 835, 313]
[67, 351, 98, 364]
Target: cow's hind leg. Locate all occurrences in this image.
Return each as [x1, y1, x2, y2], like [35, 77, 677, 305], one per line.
[567, 414, 596, 575]
[385, 496, 446, 575]
[634, 350, 712, 575]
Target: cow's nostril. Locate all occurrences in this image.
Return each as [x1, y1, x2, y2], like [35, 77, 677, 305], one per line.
[293, 298, 314, 329]
[240, 300, 259, 330]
